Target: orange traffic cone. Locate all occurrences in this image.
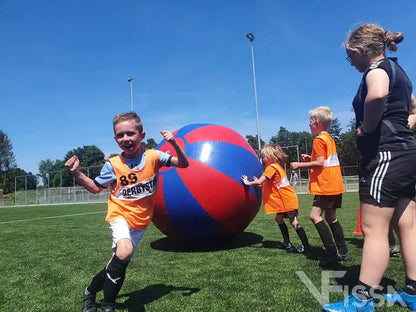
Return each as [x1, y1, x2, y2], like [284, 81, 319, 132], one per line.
[352, 206, 362, 235]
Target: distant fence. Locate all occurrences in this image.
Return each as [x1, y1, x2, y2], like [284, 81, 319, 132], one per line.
[0, 166, 359, 207]
[2, 185, 111, 207]
[292, 176, 359, 195]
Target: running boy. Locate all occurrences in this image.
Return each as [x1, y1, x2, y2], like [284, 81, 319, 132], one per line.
[241, 144, 311, 253]
[290, 106, 351, 266]
[65, 112, 188, 312]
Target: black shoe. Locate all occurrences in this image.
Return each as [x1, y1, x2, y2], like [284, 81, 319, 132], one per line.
[277, 242, 292, 250]
[101, 302, 116, 312]
[337, 251, 352, 261]
[296, 245, 312, 254]
[315, 254, 339, 267]
[287, 246, 299, 253]
[82, 291, 97, 312]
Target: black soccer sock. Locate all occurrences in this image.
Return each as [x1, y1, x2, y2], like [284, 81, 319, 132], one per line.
[315, 220, 337, 255]
[404, 278, 416, 295]
[103, 255, 130, 303]
[296, 227, 310, 247]
[355, 281, 374, 300]
[329, 221, 349, 255]
[87, 267, 106, 295]
[278, 222, 290, 244]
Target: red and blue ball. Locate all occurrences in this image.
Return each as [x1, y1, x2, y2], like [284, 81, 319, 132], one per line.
[153, 124, 263, 245]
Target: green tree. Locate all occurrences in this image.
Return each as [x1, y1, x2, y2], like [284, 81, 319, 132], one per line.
[269, 127, 306, 163]
[143, 138, 158, 149]
[38, 159, 65, 187]
[2, 168, 25, 193]
[245, 135, 265, 154]
[270, 127, 291, 147]
[0, 130, 16, 171]
[62, 145, 105, 186]
[328, 117, 343, 143]
[49, 160, 65, 188]
[0, 168, 36, 194]
[25, 172, 38, 190]
[338, 119, 359, 174]
[296, 131, 314, 156]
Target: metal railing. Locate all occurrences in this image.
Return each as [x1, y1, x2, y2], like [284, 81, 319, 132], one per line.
[0, 167, 360, 207]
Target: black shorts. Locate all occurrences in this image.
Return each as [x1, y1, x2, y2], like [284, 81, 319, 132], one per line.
[359, 150, 416, 207]
[312, 194, 342, 209]
[275, 209, 298, 223]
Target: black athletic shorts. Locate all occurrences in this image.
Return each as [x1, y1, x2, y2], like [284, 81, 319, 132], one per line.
[275, 209, 298, 223]
[359, 150, 416, 207]
[312, 194, 342, 209]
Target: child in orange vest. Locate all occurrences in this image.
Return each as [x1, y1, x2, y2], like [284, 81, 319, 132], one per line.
[242, 144, 311, 253]
[65, 112, 188, 312]
[291, 106, 351, 266]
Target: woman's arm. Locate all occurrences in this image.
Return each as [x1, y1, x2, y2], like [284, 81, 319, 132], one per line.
[408, 94, 416, 129]
[361, 68, 389, 133]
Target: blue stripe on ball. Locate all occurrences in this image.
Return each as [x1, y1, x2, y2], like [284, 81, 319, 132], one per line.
[162, 166, 229, 241]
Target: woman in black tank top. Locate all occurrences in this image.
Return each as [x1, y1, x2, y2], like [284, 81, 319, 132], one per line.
[323, 23, 416, 312]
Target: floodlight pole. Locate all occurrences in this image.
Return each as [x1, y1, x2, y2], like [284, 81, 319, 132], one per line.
[246, 33, 261, 155]
[128, 77, 134, 111]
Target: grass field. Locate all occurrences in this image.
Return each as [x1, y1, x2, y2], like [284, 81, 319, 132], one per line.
[0, 192, 407, 311]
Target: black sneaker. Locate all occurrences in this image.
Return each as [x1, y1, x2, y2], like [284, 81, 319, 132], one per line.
[315, 254, 339, 267]
[337, 251, 352, 261]
[277, 242, 292, 250]
[82, 291, 97, 312]
[389, 245, 401, 257]
[287, 246, 299, 253]
[101, 302, 116, 312]
[296, 245, 312, 254]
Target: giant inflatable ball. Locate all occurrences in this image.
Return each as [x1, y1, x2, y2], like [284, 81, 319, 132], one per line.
[153, 124, 263, 245]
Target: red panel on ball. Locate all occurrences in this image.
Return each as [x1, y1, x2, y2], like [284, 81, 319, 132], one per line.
[176, 157, 259, 235]
[184, 125, 258, 157]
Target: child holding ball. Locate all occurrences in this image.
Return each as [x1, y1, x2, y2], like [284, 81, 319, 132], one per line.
[241, 144, 311, 253]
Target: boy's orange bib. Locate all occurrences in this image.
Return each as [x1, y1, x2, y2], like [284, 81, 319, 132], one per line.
[105, 150, 160, 230]
[309, 132, 344, 195]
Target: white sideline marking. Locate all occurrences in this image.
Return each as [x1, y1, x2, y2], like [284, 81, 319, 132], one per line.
[0, 211, 105, 224]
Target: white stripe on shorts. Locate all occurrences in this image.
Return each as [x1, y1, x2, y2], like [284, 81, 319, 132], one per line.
[370, 151, 391, 203]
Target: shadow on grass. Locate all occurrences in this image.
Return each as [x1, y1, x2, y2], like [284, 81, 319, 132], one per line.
[317, 263, 398, 294]
[261, 240, 326, 261]
[150, 232, 263, 252]
[346, 236, 364, 249]
[115, 284, 200, 312]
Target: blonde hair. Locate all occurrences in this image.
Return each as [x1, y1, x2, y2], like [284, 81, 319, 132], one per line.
[309, 106, 333, 129]
[112, 112, 143, 133]
[261, 144, 287, 166]
[345, 23, 404, 57]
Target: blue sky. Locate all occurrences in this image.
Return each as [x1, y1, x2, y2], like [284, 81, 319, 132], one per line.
[2, 1, 416, 174]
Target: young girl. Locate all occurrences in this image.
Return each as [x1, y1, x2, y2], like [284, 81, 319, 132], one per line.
[241, 144, 311, 253]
